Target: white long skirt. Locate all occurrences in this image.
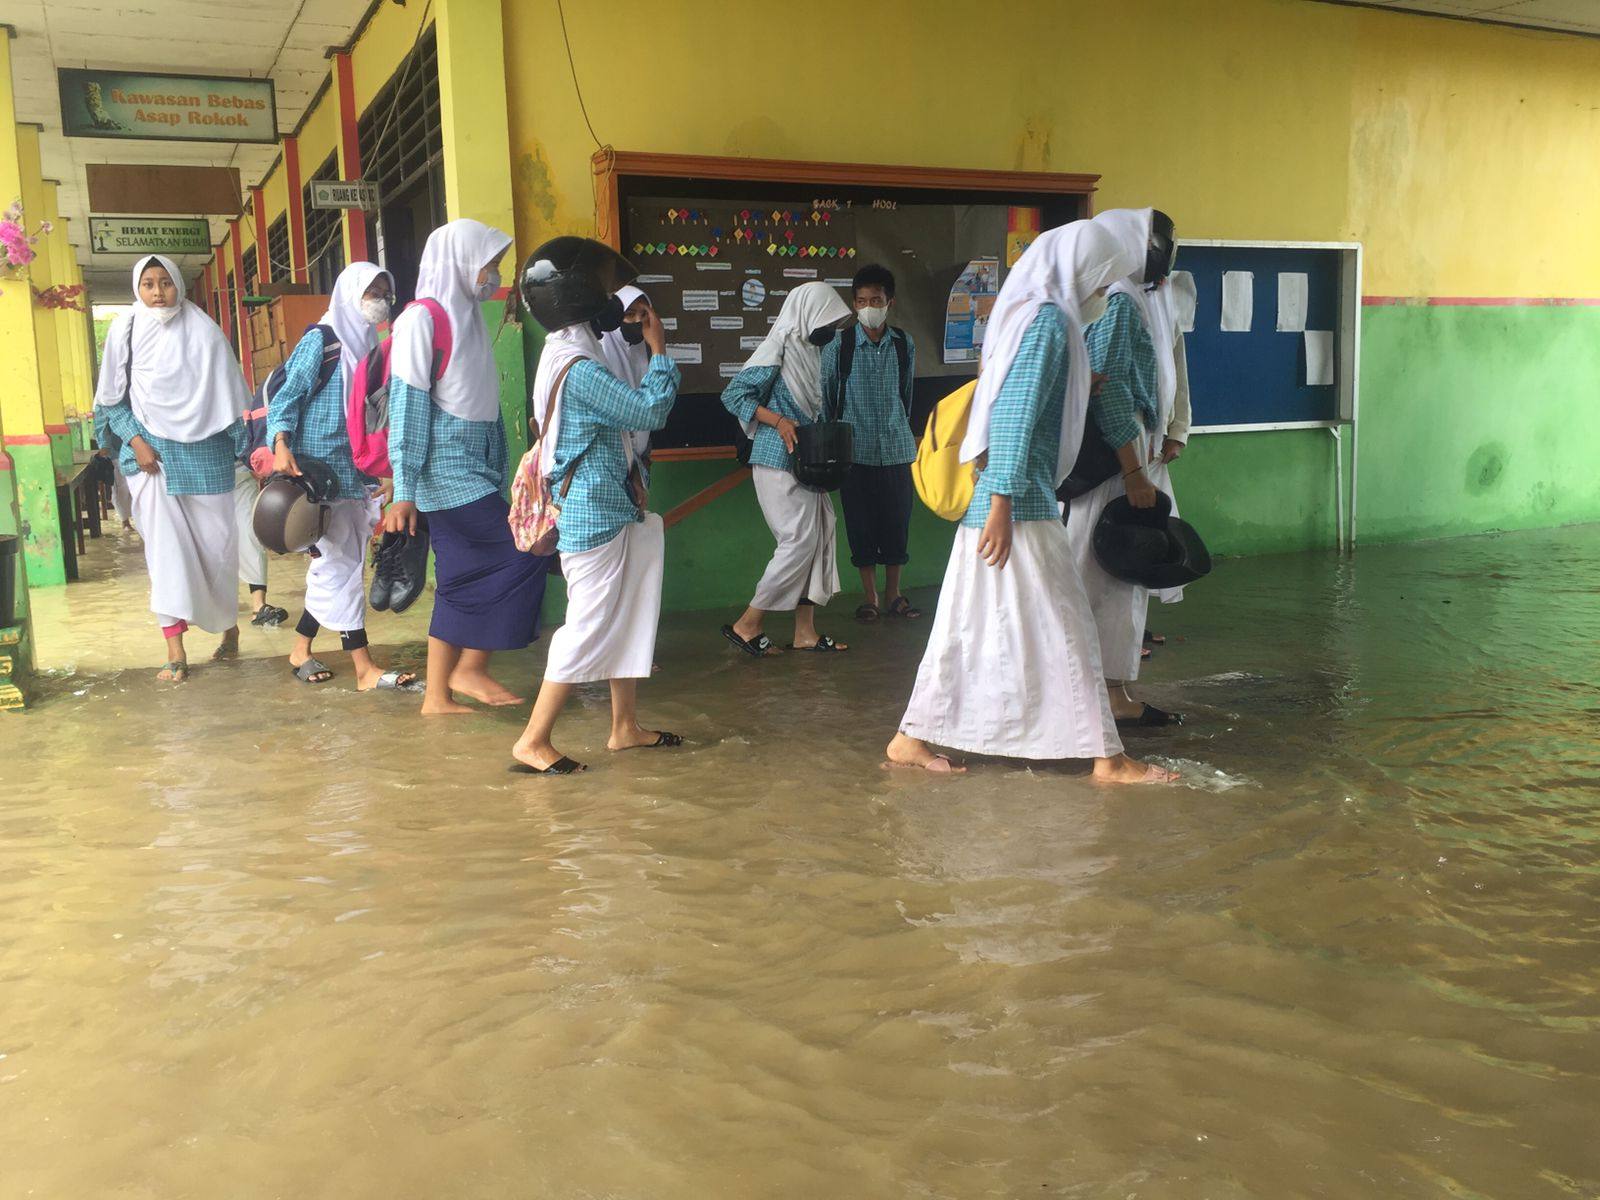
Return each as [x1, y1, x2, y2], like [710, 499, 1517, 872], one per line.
[233, 464, 268, 589]
[129, 470, 238, 634]
[304, 496, 379, 632]
[111, 472, 133, 528]
[1147, 457, 1184, 606]
[544, 513, 665, 685]
[1065, 434, 1150, 683]
[899, 521, 1122, 761]
[750, 465, 840, 611]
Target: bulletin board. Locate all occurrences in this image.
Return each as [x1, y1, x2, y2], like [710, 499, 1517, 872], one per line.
[594, 151, 1099, 454]
[1175, 240, 1362, 431]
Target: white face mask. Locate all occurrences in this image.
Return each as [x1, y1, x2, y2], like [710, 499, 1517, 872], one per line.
[148, 303, 182, 324]
[1080, 290, 1109, 325]
[857, 304, 888, 331]
[360, 296, 391, 326]
[475, 268, 501, 302]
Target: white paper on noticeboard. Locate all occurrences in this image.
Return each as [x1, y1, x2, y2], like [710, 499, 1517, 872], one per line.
[1221, 271, 1253, 332]
[1304, 331, 1334, 385]
[1277, 272, 1308, 332]
[665, 343, 702, 364]
[1171, 270, 1196, 333]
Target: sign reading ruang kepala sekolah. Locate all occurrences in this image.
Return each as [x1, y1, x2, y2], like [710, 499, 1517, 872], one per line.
[57, 68, 277, 144]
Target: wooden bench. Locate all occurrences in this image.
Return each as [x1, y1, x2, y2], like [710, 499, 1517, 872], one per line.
[55, 457, 99, 582]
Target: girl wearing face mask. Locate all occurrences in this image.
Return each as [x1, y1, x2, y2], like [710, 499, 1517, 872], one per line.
[93, 255, 251, 683]
[719, 281, 854, 657]
[1065, 207, 1183, 732]
[597, 285, 656, 496]
[382, 219, 552, 716]
[884, 222, 1176, 785]
[267, 261, 418, 692]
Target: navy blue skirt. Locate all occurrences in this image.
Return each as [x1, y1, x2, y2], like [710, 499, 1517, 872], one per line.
[425, 492, 552, 650]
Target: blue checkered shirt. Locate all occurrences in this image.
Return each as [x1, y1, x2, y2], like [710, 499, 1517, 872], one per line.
[388, 378, 507, 513]
[550, 355, 679, 554]
[821, 325, 917, 467]
[721, 365, 825, 474]
[1085, 291, 1158, 449]
[96, 402, 244, 496]
[963, 304, 1070, 528]
[265, 327, 371, 501]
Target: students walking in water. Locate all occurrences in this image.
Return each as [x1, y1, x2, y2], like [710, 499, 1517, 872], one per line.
[510, 239, 683, 775]
[93, 255, 250, 683]
[720, 282, 855, 658]
[268, 261, 419, 692]
[885, 222, 1176, 784]
[383, 219, 551, 715]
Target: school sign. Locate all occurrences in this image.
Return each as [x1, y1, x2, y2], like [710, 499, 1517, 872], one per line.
[88, 217, 212, 256]
[58, 69, 277, 144]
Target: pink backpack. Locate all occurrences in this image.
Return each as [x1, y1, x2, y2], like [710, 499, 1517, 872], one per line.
[508, 359, 581, 555]
[346, 298, 452, 479]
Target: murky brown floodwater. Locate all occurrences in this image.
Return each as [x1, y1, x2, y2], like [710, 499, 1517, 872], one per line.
[3, 521, 1598, 1199]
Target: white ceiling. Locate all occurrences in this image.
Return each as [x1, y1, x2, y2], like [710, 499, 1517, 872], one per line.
[1328, 0, 1600, 35]
[5, 0, 371, 295]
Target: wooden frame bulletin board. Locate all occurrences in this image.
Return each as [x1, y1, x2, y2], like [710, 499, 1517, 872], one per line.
[592, 150, 1100, 463]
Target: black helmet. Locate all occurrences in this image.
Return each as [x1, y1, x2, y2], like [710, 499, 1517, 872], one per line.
[251, 457, 340, 555]
[1092, 492, 1212, 590]
[1138, 210, 1177, 286]
[518, 237, 637, 331]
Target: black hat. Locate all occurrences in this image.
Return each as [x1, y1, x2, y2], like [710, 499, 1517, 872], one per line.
[1092, 491, 1212, 590]
[518, 237, 637, 332]
[1137, 209, 1177, 286]
[251, 456, 340, 555]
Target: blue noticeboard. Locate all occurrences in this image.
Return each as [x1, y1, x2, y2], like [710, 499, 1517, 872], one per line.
[1177, 243, 1347, 427]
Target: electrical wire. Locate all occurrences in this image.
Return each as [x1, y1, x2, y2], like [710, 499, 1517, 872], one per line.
[556, 0, 603, 149]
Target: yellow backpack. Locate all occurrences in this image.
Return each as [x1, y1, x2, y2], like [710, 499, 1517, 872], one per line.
[912, 379, 978, 521]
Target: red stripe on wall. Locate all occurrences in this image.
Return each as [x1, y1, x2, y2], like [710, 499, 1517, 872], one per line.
[1363, 295, 1600, 307]
[334, 53, 370, 263]
[0, 453, 12, 471]
[44, 424, 70, 435]
[3, 434, 51, 446]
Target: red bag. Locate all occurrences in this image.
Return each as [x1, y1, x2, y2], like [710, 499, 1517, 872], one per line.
[346, 298, 452, 479]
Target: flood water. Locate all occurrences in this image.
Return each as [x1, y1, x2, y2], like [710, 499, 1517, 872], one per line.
[3, 522, 1598, 1199]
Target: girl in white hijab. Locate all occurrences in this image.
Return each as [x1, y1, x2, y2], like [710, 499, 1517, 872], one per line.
[886, 221, 1176, 785]
[1065, 208, 1183, 730]
[267, 260, 418, 693]
[93, 255, 250, 683]
[381, 219, 552, 716]
[719, 280, 854, 657]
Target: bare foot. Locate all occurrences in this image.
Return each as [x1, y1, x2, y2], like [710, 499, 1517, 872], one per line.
[156, 661, 189, 683]
[732, 621, 782, 654]
[356, 666, 419, 692]
[1093, 754, 1178, 785]
[448, 669, 524, 706]
[511, 737, 570, 771]
[793, 634, 848, 652]
[884, 732, 966, 773]
[421, 696, 474, 716]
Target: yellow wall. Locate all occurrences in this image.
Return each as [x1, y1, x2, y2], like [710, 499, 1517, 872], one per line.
[352, 0, 432, 107]
[501, 0, 1600, 300]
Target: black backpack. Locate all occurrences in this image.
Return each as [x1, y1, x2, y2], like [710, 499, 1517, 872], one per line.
[832, 326, 911, 414]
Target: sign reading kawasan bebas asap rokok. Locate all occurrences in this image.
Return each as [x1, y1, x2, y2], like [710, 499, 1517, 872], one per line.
[57, 68, 277, 144]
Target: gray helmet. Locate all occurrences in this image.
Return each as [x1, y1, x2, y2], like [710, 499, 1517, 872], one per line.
[518, 237, 637, 331]
[252, 457, 339, 555]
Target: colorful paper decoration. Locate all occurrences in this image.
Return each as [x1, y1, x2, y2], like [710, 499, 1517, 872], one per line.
[767, 243, 778, 255]
[709, 245, 719, 257]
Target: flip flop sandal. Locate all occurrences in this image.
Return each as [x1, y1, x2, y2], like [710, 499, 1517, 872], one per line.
[789, 636, 848, 653]
[211, 642, 239, 662]
[1143, 630, 1167, 645]
[291, 657, 334, 684]
[885, 596, 923, 619]
[372, 671, 424, 693]
[1116, 704, 1183, 729]
[508, 757, 588, 776]
[157, 661, 189, 683]
[1141, 646, 1153, 661]
[855, 603, 881, 622]
[621, 731, 683, 750]
[251, 605, 289, 627]
[721, 624, 777, 658]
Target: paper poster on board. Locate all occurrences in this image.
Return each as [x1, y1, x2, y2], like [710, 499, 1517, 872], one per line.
[943, 257, 1000, 364]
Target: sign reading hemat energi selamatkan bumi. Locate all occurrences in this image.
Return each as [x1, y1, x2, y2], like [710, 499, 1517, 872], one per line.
[89, 217, 213, 256]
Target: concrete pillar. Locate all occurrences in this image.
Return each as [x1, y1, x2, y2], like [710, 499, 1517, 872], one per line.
[332, 53, 371, 264]
[436, 0, 515, 233]
[16, 128, 69, 481]
[251, 185, 270, 282]
[228, 218, 253, 386]
[284, 135, 309, 284]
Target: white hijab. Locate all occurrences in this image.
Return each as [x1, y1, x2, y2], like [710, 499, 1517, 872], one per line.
[391, 219, 513, 422]
[92, 255, 250, 443]
[530, 321, 605, 477]
[737, 280, 851, 434]
[318, 261, 393, 382]
[599, 285, 654, 459]
[958, 220, 1142, 483]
